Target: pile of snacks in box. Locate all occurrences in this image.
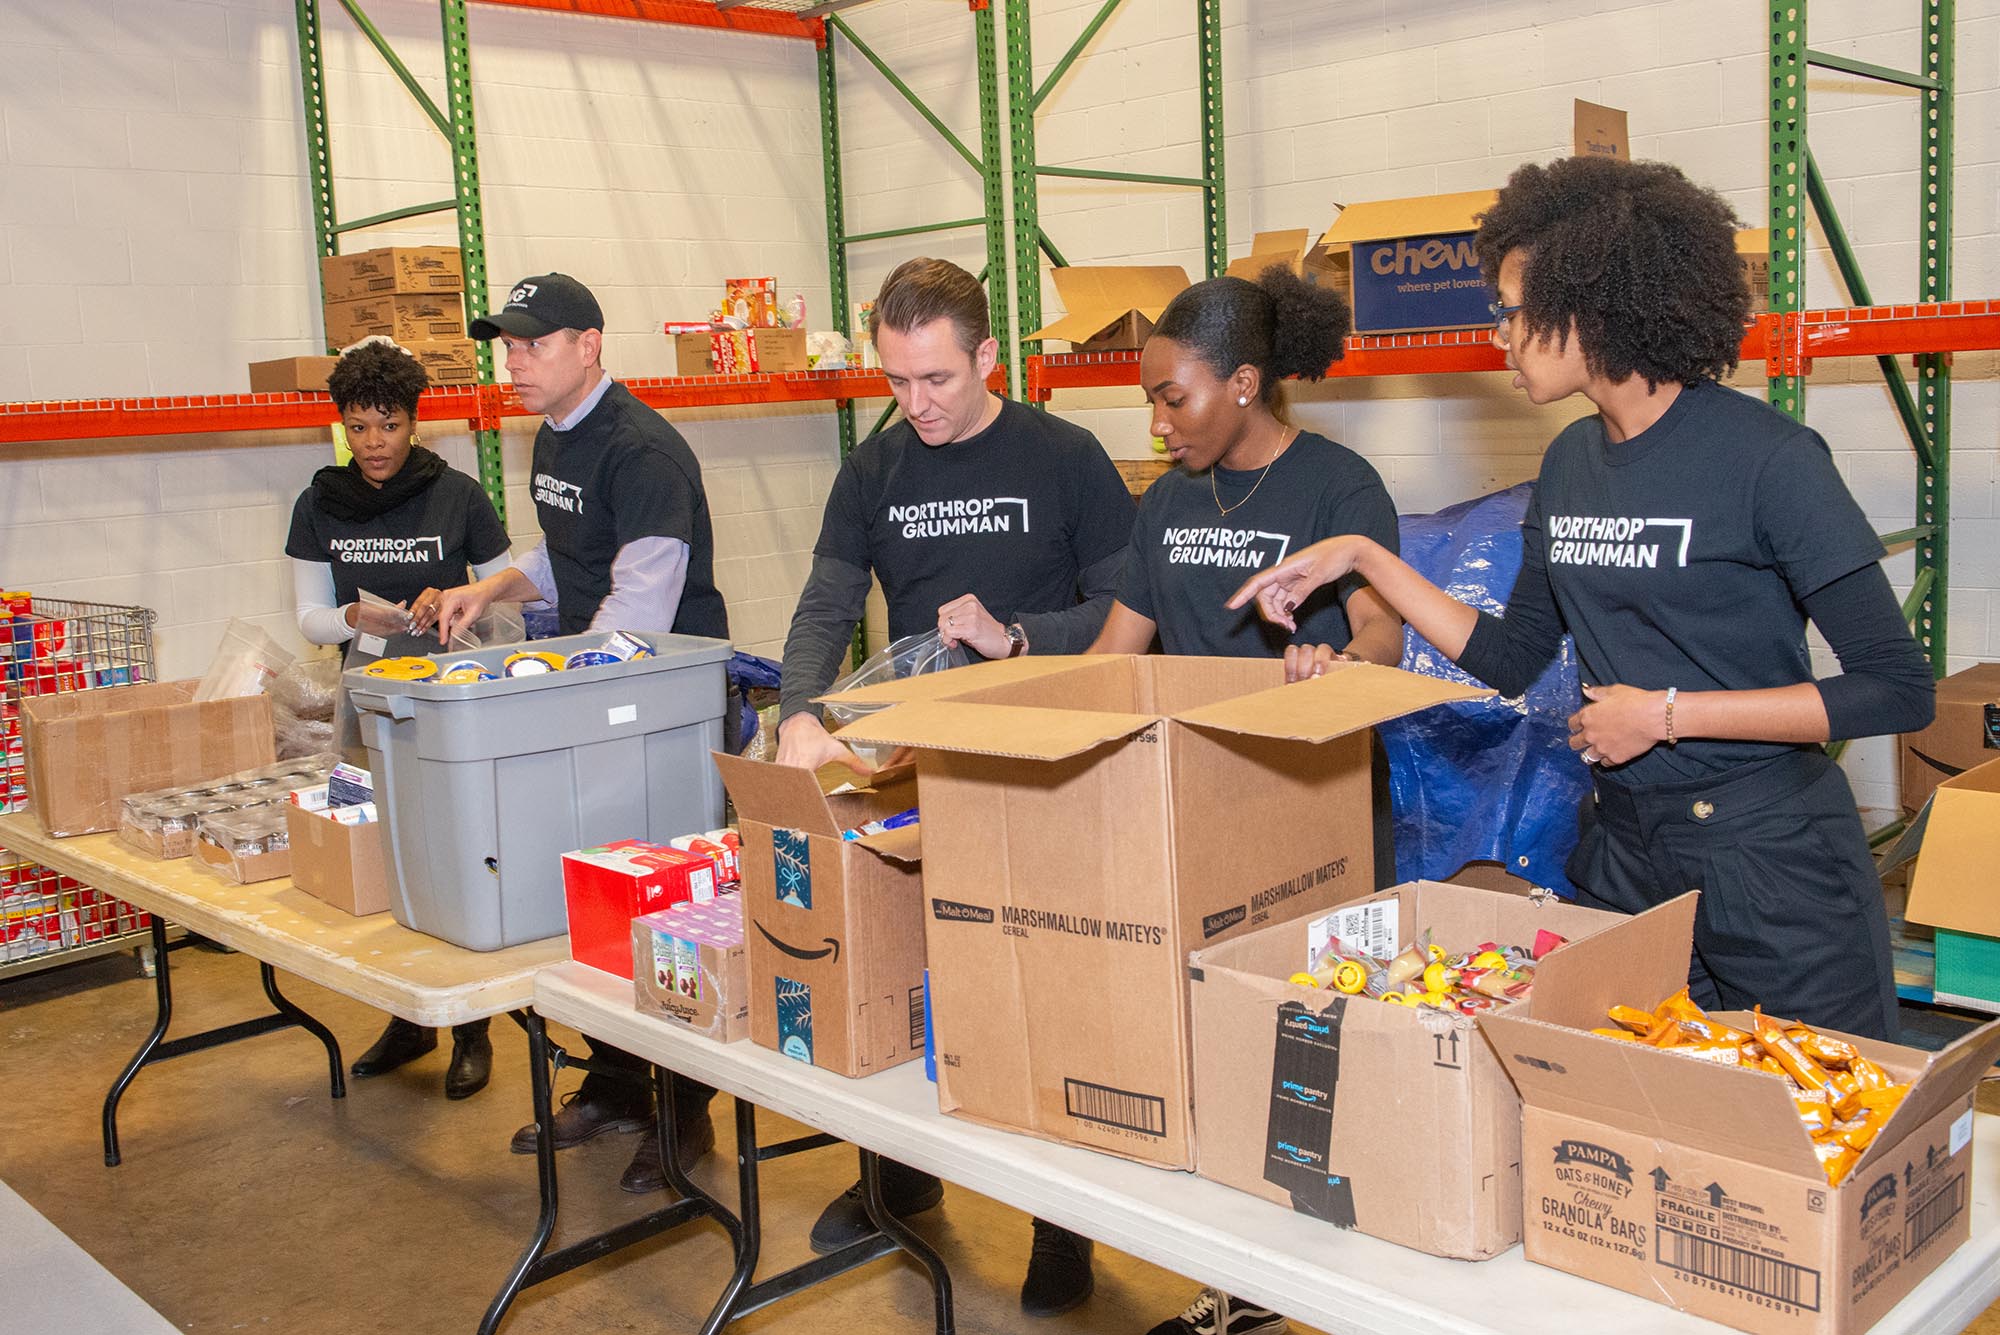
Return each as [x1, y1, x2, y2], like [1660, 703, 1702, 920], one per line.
[1290, 927, 1568, 1015]
[1593, 988, 1907, 1185]
[118, 754, 338, 859]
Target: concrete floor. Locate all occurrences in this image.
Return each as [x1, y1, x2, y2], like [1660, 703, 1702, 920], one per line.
[0, 943, 1995, 1335]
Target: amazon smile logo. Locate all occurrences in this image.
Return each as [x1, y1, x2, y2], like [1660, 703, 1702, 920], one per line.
[754, 921, 841, 964]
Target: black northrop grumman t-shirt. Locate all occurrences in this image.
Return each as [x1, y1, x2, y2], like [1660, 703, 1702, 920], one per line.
[815, 397, 1135, 640]
[286, 467, 509, 608]
[1120, 432, 1399, 657]
[530, 380, 729, 638]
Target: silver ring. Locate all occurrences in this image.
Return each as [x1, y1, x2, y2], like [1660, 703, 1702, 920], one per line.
[1583, 749, 1599, 765]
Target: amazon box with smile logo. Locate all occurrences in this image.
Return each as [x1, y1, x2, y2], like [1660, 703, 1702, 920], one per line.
[824, 655, 1483, 1168]
[713, 753, 925, 1078]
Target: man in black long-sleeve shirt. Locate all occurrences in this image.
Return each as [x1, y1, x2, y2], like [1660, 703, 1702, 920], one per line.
[1232, 157, 1931, 1045]
[776, 258, 1132, 1318]
[776, 258, 1134, 775]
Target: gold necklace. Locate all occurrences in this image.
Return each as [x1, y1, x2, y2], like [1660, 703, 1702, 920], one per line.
[1212, 427, 1295, 517]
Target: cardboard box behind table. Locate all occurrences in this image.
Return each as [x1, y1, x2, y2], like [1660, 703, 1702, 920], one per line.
[285, 804, 389, 915]
[1025, 266, 1191, 350]
[632, 898, 750, 1043]
[319, 246, 465, 303]
[1189, 880, 1637, 1259]
[1901, 753, 2000, 1011]
[713, 754, 926, 1078]
[23, 681, 275, 837]
[322, 293, 467, 348]
[404, 339, 480, 387]
[828, 655, 1486, 1169]
[248, 356, 340, 394]
[670, 327, 809, 376]
[1897, 662, 2000, 815]
[1481, 896, 2000, 1335]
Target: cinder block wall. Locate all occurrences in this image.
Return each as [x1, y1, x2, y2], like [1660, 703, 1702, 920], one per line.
[2, 0, 1995, 808]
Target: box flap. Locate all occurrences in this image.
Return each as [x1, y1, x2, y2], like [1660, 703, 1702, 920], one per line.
[1904, 758, 2000, 935]
[1172, 662, 1488, 743]
[1025, 266, 1191, 343]
[1736, 228, 1770, 254]
[1480, 1012, 1822, 1176]
[853, 823, 922, 864]
[1321, 190, 1499, 245]
[1853, 1015, 2000, 1176]
[711, 751, 841, 837]
[829, 698, 1155, 762]
[1525, 893, 1699, 1033]
[1223, 229, 1312, 282]
[1571, 99, 1629, 160]
[817, 655, 1099, 709]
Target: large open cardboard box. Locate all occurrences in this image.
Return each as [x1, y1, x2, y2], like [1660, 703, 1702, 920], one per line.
[1482, 895, 2000, 1335]
[1189, 880, 1637, 1259]
[713, 754, 925, 1078]
[1315, 190, 1501, 335]
[1024, 266, 1191, 350]
[1902, 753, 2000, 1013]
[827, 655, 1484, 1168]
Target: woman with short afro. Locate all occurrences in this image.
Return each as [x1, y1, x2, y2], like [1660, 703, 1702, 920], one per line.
[286, 337, 513, 1099]
[1233, 156, 1933, 1043]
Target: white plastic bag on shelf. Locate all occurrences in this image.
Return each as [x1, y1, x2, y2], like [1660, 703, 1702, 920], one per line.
[194, 619, 296, 703]
[821, 630, 969, 768]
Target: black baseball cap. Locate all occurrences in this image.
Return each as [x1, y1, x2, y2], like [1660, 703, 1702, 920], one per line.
[469, 272, 604, 339]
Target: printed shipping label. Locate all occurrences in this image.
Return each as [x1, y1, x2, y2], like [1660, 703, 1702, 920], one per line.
[1950, 1110, 1973, 1157]
[1308, 897, 1398, 970]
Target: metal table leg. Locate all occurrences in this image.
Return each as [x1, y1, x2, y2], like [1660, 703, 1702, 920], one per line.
[102, 918, 346, 1167]
[861, 1148, 956, 1334]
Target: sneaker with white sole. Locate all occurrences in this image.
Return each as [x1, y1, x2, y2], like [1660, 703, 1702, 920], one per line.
[1145, 1289, 1288, 1335]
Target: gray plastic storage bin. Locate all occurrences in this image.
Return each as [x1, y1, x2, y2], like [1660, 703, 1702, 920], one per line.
[345, 631, 730, 951]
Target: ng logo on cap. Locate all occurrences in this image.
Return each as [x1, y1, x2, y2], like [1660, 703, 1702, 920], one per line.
[509, 283, 538, 306]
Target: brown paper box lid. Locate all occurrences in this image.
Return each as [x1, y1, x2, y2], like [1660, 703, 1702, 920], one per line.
[1904, 756, 2000, 935]
[1223, 229, 1313, 282]
[817, 655, 1099, 709]
[1025, 266, 1192, 343]
[831, 698, 1156, 762]
[1735, 227, 1770, 255]
[1173, 661, 1489, 744]
[713, 751, 845, 836]
[1320, 190, 1499, 245]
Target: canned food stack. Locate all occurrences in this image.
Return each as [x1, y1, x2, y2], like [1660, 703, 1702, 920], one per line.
[118, 755, 340, 861]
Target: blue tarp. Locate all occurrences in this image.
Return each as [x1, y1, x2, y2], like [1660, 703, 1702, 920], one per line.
[1378, 483, 1589, 894]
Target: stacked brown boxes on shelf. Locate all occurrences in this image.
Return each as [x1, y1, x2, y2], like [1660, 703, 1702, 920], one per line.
[252, 246, 478, 393]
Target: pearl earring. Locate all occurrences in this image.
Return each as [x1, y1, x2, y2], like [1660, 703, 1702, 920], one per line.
[1237, 396, 1249, 407]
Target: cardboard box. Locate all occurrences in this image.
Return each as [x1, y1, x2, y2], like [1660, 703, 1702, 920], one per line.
[1897, 662, 1999, 815]
[827, 655, 1485, 1168]
[1024, 266, 1191, 349]
[403, 339, 480, 387]
[712, 754, 926, 1079]
[1482, 895, 2000, 1335]
[1224, 229, 1314, 284]
[248, 356, 339, 394]
[1189, 880, 1635, 1258]
[632, 895, 750, 1042]
[322, 293, 467, 348]
[192, 819, 291, 885]
[1740, 228, 1772, 316]
[723, 276, 778, 328]
[1901, 754, 2000, 1011]
[563, 839, 724, 980]
[320, 246, 464, 303]
[1572, 99, 1631, 160]
[1317, 190, 1500, 336]
[285, 804, 389, 915]
[22, 681, 275, 837]
[670, 327, 809, 376]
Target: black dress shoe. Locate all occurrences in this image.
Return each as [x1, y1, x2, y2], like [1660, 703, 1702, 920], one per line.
[617, 1109, 717, 1194]
[1020, 1218, 1094, 1317]
[350, 1017, 437, 1077]
[444, 1020, 492, 1100]
[508, 1091, 651, 1154]
[808, 1160, 945, 1254]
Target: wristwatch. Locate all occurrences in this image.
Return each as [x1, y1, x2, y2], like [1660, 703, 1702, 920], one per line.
[1004, 623, 1028, 658]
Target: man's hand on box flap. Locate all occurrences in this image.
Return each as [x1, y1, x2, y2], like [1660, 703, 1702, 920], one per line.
[777, 712, 875, 777]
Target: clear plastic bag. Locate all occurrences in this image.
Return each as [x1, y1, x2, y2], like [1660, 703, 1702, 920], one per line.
[268, 655, 342, 760]
[821, 631, 969, 767]
[449, 601, 526, 653]
[195, 619, 297, 703]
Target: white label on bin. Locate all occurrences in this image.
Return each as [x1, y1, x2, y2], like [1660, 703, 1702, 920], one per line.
[1307, 897, 1398, 970]
[608, 704, 638, 726]
[1951, 1109, 1973, 1156]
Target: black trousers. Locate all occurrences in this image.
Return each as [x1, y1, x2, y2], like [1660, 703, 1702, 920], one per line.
[1567, 748, 1897, 1041]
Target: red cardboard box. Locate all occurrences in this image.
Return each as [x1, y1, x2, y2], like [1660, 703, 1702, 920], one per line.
[563, 839, 724, 979]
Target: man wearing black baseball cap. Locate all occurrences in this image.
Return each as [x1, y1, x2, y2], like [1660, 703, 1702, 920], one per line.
[426, 273, 726, 1193]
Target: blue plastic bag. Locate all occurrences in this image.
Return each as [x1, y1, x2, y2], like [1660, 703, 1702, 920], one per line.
[1378, 484, 1589, 894]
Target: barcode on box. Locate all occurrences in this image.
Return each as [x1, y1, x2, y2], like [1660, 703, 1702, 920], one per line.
[908, 985, 924, 1051]
[1906, 1175, 1965, 1256]
[1064, 1078, 1167, 1137]
[1657, 1227, 1822, 1311]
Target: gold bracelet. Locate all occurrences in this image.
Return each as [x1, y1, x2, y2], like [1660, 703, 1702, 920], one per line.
[1664, 686, 1678, 746]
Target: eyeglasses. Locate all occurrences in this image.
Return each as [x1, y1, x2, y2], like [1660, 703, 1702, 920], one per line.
[1488, 301, 1523, 328]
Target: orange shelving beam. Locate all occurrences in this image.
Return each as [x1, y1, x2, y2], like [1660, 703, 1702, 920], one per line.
[472, 0, 823, 42]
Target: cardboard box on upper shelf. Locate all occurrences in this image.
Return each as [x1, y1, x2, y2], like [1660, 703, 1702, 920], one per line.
[669, 327, 809, 376]
[1024, 266, 1191, 350]
[323, 293, 467, 348]
[248, 356, 340, 394]
[825, 654, 1485, 1169]
[320, 246, 465, 304]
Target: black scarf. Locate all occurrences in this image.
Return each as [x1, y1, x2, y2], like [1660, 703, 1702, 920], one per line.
[310, 445, 448, 523]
